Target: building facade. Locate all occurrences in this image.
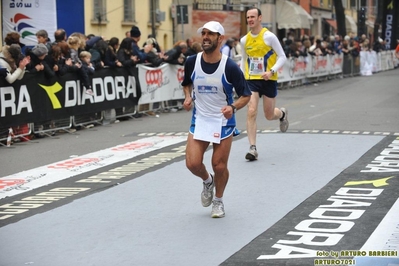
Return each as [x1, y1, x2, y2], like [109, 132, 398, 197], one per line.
[2, 0, 396, 52]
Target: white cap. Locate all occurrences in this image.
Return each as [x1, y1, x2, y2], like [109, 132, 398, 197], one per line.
[197, 21, 225, 35]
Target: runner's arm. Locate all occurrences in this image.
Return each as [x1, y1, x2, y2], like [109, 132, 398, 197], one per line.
[263, 31, 287, 71]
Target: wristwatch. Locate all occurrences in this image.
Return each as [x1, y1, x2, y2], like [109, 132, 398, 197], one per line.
[270, 69, 276, 75]
[229, 104, 237, 113]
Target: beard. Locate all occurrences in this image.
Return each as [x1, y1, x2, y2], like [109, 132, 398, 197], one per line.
[202, 38, 219, 54]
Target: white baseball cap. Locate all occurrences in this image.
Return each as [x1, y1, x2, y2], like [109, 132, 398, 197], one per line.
[197, 21, 225, 35]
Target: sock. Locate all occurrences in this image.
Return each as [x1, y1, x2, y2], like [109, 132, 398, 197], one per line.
[214, 197, 223, 202]
[204, 173, 213, 184]
[250, 145, 257, 150]
[280, 109, 285, 121]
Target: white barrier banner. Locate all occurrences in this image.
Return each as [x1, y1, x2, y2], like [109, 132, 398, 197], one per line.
[360, 51, 373, 76]
[393, 50, 399, 67]
[168, 64, 185, 100]
[285, 57, 308, 81]
[307, 56, 329, 78]
[277, 59, 290, 83]
[137, 63, 172, 104]
[2, 0, 57, 47]
[329, 53, 344, 75]
[380, 50, 394, 71]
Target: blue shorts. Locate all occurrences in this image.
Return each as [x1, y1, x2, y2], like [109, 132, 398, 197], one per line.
[189, 125, 239, 141]
[248, 80, 278, 98]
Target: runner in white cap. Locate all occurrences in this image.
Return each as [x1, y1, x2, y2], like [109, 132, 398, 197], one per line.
[181, 21, 252, 218]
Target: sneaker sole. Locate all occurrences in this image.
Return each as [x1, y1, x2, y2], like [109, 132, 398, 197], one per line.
[211, 213, 225, 218]
[245, 153, 257, 161]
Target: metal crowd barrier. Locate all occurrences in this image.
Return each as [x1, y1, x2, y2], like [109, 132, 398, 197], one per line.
[33, 117, 74, 138]
[0, 123, 35, 147]
[72, 112, 103, 128]
[115, 106, 137, 119]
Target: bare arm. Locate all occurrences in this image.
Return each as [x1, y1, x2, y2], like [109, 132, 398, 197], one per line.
[182, 84, 193, 111]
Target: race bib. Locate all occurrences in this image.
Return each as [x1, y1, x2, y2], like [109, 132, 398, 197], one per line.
[249, 57, 265, 75]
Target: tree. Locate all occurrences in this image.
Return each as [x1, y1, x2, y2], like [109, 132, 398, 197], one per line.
[333, 0, 346, 37]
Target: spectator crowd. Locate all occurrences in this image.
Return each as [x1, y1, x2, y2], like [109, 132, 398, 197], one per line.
[0, 26, 206, 91]
[280, 32, 396, 60]
[2, 25, 398, 89]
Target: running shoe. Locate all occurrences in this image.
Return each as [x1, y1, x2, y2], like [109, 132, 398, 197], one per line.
[245, 145, 258, 161]
[211, 200, 225, 218]
[201, 174, 214, 207]
[280, 108, 289, 133]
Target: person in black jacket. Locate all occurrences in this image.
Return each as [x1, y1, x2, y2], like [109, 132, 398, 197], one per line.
[89, 38, 108, 69]
[143, 38, 165, 67]
[25, 43, 55, 79]
[163, 41, 188, 65]
[104, 37, 122, 68]
[79, 51, 95, 95]
[116, 37, 139, 71]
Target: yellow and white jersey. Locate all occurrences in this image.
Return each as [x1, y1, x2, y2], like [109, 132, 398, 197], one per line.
[240, 28, 287, 81]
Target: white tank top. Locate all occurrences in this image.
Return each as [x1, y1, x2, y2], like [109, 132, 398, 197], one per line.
[191, 52, 233, 126]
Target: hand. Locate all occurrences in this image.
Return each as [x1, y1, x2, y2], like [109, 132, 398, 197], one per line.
[221, 105, 234, 119]
[183, 97, 193, 111]
[19, 57, 30, 69]
[132, 55, 139, 62]
[65, 58, 72, 66]
[116, 61, 122, 67]
[35, 64, 44, 71]
[261, 71, 273, 81]
[53, 65, 59, 71]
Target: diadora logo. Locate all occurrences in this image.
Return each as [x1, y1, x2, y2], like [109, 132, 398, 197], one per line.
[345, 176, 396, 187]
[10, 13, 36, 39]
[146, 69, 163, 86]
[39, 82, 63, 109]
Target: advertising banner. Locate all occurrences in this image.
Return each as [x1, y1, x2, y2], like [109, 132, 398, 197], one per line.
[2, 0, 57, 47]
[381, 0, 398, 50]
[0, 67, 139, 128]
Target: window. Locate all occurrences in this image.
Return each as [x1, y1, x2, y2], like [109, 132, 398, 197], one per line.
[350, 0, 356, 9]
[93, 0, 107, 22]
[341, 0, 347, 9]
[149, 0, 160, 19]
[124, 0, 135, 22]
[369, 0, 377, 16]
